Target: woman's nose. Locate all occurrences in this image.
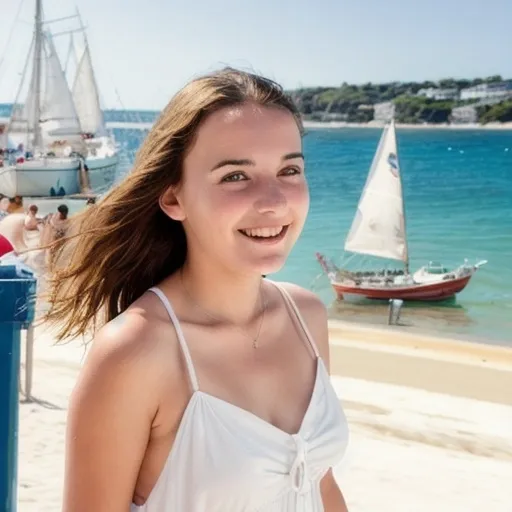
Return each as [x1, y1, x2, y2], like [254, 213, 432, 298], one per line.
[253, 182, 288, 215]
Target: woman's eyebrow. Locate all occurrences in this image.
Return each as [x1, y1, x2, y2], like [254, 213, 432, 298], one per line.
[210, 152, 304, 172]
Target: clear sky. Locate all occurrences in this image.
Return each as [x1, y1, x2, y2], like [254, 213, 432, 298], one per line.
[0, 0, 510, 110]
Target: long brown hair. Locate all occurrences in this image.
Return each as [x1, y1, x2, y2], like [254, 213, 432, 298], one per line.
[44, 67, 303, 342]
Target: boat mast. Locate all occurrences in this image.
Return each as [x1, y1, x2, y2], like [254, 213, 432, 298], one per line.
[392, 118, 410, 274]
[32, 0, 43, 150]
[75, 8, 87, 48]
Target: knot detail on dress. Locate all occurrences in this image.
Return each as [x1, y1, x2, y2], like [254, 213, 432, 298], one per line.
[289, 434, 310, 494]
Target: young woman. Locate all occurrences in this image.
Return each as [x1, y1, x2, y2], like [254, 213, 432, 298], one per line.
[46, 68, 350, 512]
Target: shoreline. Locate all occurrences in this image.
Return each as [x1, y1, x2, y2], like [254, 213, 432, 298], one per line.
[327, 312, 512, 349]
[303, 120, 512, 131]
[328, 319, 512, 367]
[4, 117, 511, 133]
[327, 319, 512, 405]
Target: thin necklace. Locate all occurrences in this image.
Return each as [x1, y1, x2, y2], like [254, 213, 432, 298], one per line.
[180, 269, 267, 349]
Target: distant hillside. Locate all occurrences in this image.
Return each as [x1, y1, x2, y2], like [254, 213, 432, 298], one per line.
[2, 75, 512, 126]
[289, 76, 512, 124]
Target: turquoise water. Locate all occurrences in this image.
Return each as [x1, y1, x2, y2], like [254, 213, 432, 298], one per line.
[28, 123, 512, 345]
[275, 128, 512, 345]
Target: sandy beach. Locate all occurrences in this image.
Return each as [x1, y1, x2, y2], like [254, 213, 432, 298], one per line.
[16, 320, 512, 512]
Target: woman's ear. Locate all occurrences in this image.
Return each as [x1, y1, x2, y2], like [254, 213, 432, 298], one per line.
[159, 186, 186, 221]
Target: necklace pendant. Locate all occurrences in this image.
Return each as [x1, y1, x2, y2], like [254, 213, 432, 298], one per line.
[252, 339, 258, 349]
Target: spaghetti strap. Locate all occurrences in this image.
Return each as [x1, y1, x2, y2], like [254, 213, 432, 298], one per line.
[148, 287, 199, 392]
[270, 281, 320, 359]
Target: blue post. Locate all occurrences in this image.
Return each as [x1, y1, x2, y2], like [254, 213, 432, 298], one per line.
[0, 261, 36, 512]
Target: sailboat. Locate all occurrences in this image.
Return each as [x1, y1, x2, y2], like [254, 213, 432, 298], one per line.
[316, 121, 487, 301]
[0, 0, 84, 198]
[70, 11, 118, 190]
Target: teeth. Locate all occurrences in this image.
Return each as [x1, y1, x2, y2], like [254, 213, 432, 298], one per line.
[241, 226, 284, 238]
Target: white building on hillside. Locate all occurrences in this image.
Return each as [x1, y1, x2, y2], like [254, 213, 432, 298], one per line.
[460, 81, 512, 101]
[417, 87, 459, 100]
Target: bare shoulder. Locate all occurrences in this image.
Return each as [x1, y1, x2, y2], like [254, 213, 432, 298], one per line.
[75, 290, 184, 415]
[89, 292, 175, 362]
[276, 281, 327, 316]
[274, 281, 330, 364]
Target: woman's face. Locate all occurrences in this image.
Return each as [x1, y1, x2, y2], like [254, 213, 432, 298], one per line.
[164, 102, 309, 276]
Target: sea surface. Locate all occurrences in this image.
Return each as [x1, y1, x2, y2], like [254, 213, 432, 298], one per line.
[3, 106, 510, 345]
[285, 127, 512, 346]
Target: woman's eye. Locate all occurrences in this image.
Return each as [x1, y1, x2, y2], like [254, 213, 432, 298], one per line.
[221, 172, 247, 183]
[280, 167, 302, 176]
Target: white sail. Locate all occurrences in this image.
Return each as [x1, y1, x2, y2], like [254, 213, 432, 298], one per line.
[39, 32, 83, 144]
[7, 37, 38, 141]
[344, 121, 408, 264]
[72, 44, 105, 135]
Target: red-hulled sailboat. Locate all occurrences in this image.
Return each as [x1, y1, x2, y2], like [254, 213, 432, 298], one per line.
[316, 121, 487, 302]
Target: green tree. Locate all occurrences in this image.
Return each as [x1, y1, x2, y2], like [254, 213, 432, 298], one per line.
[478, 100, 512, 123]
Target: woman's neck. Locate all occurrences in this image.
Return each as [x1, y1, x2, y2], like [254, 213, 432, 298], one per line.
[177, 259, 265, 327]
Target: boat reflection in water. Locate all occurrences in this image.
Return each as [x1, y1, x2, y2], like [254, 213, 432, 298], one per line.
[328, 296, 475, 335]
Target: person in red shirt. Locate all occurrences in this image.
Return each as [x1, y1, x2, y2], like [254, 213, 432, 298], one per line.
[0, 234, 15, 257]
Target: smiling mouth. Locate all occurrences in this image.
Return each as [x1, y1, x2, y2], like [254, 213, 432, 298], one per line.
[238, 225, 290, 241]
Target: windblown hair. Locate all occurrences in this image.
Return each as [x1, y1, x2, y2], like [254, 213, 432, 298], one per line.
[44, 67, 303, 341]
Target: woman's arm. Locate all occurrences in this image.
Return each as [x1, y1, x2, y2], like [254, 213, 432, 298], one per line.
[321, 470, 349, 512]
[62, 316, 162, 512]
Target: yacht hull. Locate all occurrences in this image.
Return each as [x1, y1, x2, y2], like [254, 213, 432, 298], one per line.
[330, 274, 473, 301]
[0, 158, 81, 197]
